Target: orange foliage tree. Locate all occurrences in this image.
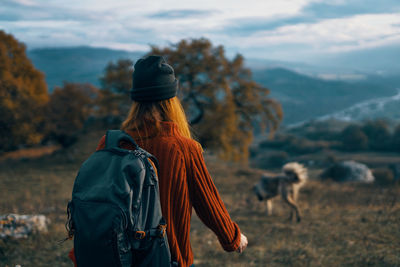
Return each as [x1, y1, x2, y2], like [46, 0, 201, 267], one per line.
[99, 38, 283, 161]
[46, 82, 98, 147]
[0, 31, 49, 151]
[151, 38, 283, 161]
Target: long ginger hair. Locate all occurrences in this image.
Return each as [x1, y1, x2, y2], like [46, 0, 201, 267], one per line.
[121, 96, 192, 139]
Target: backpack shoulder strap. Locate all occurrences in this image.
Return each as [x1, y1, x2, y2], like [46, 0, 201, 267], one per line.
[105, 130, 139, 149]
[137, 148, 159, 174]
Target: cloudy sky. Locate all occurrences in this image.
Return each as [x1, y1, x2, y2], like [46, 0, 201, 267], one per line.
[1, 0, 400, 63]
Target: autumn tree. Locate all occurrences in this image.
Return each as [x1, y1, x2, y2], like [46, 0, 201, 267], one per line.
[98, 59, 133, 121]
[151, 38, 282, 161]
[46, 82, 98, 147]
[0, 31, 49, 151]
[98, 38, 282, 161]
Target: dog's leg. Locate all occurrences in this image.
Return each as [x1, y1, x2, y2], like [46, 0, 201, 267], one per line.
[293, 186, 299, 202]
[281, 185, 296, 222]
[266, 199, 273, 216]
[288, 209, 293, 221]
[282, 193, 301, 222]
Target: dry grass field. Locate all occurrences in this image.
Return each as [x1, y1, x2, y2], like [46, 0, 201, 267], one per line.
[0, 131, 399, 266]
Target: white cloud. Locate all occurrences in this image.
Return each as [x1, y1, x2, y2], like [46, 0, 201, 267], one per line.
[90, 42, 149, 51]
[45, 0, 319, 18]
[7, 20, 81, 28]
[1, 0, 321, 49]
[1, 0, 400, 64]
[218, 13, 400, 53]
[13, 0, 38, 6]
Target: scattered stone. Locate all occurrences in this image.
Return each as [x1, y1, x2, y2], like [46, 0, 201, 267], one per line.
[0, 214, 50, 239]
[320, 160, 375, 183]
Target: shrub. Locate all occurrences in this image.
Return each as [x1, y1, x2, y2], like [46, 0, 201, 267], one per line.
[303, 128, 340, 141]
[259, 134, 331, 155]
[392, 124, 400, 152]
[340, 124, 368, 151]
[285, 137, 328, 154]
[362, 119, 392, 151]
[257, 151, 289, 169]
[258, 134, 296, 149]
[324, 153, 338, 165]
[373, 168, 395, 186]
[249, 146, 258, 158]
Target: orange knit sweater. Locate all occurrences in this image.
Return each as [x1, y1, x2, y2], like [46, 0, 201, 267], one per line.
[69, 121, 241, 266]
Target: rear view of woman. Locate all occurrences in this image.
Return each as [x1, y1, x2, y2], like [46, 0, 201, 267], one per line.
[69, 55, 247, 266]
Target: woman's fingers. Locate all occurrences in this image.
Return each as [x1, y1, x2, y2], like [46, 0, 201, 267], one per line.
[236, 234, 248, 253]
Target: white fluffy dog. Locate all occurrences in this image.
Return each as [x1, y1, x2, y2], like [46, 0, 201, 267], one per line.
[253, 162, 308, 222]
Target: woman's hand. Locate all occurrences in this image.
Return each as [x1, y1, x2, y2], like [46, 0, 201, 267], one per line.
[236, 234, 248, 253]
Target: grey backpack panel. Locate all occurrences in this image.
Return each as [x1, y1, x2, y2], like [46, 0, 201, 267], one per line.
[67, 130, 172, 267]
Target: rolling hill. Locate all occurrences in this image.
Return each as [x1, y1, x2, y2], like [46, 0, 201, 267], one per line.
[27, 46, 399, 125]
[27, 46, 144, 91]
[252, 68, 398, 124]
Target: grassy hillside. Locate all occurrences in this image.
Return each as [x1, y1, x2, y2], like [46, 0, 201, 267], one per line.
[0, 130, 399, 266]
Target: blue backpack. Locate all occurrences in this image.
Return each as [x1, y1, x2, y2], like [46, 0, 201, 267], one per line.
[66, 130, 172, 267]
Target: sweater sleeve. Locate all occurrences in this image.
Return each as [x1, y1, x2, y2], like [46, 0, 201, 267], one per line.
[188, 143, 241, 252]
[96, 135, 106, 150]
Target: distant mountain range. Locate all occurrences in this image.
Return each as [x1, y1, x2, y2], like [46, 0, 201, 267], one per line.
[27, 46, 400, 125]
[246, 44, 400, 78]
[252, 68, 398, 124]
[27, 46, 144, 90]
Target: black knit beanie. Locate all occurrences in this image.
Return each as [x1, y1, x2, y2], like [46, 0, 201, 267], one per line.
[130, 55, 178, 102]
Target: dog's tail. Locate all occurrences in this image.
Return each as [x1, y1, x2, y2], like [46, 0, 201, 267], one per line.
[282, 162, 308, 184]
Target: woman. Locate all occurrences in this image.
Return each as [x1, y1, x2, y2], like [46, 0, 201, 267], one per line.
[69, 55, 247, 266]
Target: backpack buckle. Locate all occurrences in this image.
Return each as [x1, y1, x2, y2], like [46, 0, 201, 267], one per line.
[135, 231, 146, 239]
[158, 224, 167, 238]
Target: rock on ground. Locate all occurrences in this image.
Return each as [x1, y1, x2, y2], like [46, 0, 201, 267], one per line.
[0, 214, 50, 239]
[320, 160, 375, 183]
